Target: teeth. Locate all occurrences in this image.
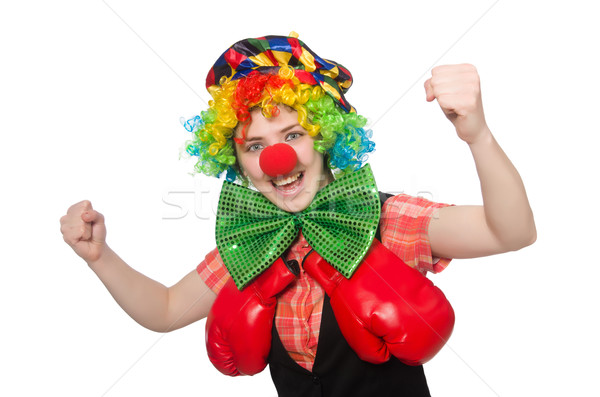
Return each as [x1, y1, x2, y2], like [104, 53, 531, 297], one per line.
[273, 172, 301, 187]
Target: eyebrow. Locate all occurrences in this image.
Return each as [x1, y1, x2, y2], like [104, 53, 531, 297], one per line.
[243, 123, 300, 143]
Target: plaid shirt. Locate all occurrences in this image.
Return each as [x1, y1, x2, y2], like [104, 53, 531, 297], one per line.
[197, 194, 451, 371]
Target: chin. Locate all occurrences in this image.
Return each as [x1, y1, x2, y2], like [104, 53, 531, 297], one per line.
[266, 194, 311, 213]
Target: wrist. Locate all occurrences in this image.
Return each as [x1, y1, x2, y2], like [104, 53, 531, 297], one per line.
[87, 243, 114, 270]
[466, 124, 493, 148]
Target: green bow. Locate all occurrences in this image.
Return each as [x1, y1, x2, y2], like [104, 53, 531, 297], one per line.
[215, 164, 381, 290]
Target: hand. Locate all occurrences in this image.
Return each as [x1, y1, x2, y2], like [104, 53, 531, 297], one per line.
[424, 64, 489, 144]
[206, 258, 299, 376]
[60, 200, 107, 263]
[303, 240, 455, 365]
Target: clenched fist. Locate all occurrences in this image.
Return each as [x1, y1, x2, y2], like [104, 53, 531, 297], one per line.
[424, 64, 489, 145]
[60, 200, 107, 263]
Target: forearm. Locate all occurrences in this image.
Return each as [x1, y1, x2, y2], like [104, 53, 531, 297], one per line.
[87, 246, 173, 332]
[426, 64, 536, 257]
[468, 127, 536, 249]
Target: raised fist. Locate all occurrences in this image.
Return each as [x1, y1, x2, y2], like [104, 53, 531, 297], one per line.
[60, 200, 107, 263]
[425, 63, 488, 144]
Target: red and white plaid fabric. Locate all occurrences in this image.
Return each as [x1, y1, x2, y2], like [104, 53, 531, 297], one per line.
[197, 194, 451, 371]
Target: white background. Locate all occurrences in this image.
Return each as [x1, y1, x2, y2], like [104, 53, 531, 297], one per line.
[1, 1, 598, 396]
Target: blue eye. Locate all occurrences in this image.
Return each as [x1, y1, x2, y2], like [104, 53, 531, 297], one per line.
[248, 143, 263, 152]
[286, 132, 301, 141]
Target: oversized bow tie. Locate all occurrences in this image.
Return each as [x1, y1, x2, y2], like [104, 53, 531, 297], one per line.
[215, 164, 381, 289]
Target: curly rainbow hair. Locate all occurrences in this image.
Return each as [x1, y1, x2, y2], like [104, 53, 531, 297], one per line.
[183, 34, 375, 183]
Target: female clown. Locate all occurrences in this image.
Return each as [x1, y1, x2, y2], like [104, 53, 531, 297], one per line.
[60, 33, 536, 396]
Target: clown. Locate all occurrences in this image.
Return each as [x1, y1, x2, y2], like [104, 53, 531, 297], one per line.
[60, 33, 536, 396]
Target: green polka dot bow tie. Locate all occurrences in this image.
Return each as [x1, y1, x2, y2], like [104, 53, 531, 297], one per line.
[215, 164, 381, 289]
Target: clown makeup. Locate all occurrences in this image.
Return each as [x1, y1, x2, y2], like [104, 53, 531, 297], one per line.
[235, 106, 333, 213]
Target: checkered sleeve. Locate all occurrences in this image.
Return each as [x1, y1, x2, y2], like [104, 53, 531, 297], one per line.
[196, 247, 231, 295]
[380, 194, 452, 274]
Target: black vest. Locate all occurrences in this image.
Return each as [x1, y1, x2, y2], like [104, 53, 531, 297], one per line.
[267, 193, 431, 397]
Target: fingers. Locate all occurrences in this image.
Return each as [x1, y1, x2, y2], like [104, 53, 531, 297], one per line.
[424, 79, 435, 102]
[425, 64, 480, 103]
[82, 209, 104, 225]
[425, 64, 481, 115]
[61, 200, 108, 262]
[67, 199, 93, 215]
[83, 209, 106, 243]
[60, 200, 99, 245]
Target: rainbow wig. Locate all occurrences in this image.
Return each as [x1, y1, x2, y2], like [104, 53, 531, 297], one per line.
[183, 33, 375, 183]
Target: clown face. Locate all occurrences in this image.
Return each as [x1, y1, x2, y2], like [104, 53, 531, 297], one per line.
[235, 106, 333, 213]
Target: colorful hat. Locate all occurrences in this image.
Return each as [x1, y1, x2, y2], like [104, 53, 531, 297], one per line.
[206, 33, 355, 113]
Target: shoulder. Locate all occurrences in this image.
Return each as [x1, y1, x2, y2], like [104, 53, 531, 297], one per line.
[196, 247, 231, 295]
[379, 193, 452, 274]
[381, 193, 448, 220]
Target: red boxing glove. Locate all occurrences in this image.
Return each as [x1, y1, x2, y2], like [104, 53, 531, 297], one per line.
[206, 258, 299, 376]
[302, 239, 455, 365]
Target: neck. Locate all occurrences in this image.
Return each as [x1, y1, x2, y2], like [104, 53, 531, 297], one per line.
[319, 169, 335, 190]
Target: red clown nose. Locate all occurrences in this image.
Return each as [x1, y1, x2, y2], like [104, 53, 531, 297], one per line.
[259, 143, 298, 177]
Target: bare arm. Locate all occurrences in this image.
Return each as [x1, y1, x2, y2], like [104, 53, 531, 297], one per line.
[61, 200, 216, 332]
[89, 248, 215, 332]
[424, 65, 536, 259]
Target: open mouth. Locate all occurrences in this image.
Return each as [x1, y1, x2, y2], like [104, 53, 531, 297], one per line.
[271, 171, 304, 193]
